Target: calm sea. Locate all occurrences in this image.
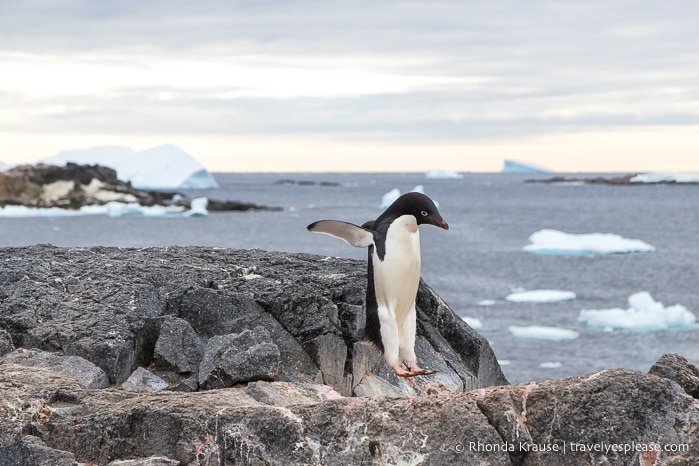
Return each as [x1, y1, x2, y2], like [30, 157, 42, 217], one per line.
[2, 172, 698, 383]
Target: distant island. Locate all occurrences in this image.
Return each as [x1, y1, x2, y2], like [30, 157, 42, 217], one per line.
[526, 173, 699, 185]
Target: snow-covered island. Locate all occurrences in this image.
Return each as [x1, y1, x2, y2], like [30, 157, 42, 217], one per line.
[527, 173, 699, 185]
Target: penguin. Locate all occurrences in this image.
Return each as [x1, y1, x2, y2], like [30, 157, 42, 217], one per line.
[307, 192, 449, 377]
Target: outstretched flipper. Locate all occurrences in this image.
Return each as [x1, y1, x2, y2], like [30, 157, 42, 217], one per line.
[307, 220, 375, 248]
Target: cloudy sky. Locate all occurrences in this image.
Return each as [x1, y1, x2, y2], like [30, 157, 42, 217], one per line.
[2, 0, 698, 172]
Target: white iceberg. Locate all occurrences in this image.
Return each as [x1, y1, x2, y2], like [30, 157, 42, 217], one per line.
[524, 229, 655, 255]
[630, 172, 699, 184]
[540, 362, 562, 368]
[461, 316, 483, 330]
[506, 290, 576, 303]
[40, 144, 219, 190]
[502, 159, 552, 173]
[425, 169, 463, 179]
[578, 291, 697, 332]
[508, 325, 579, 340]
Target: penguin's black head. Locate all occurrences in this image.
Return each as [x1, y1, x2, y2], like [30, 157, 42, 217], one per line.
[381, 192, 449, 230]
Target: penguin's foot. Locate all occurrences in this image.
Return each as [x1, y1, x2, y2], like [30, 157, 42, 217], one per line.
[391, 362, 438, 378]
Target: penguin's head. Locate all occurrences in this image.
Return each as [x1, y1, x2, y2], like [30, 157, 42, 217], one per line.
[381, 192, 449, 230]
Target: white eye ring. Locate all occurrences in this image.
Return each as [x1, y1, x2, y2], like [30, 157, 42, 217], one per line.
[421, 210, 429, 216]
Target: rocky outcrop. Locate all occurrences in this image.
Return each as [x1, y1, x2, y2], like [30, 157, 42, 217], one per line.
[0, 163, 279, 211]
[1, 245, 698, 465]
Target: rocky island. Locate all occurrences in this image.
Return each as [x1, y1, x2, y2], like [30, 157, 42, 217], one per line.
[0, 246, 697, 465]
[0, 163, 279, 213]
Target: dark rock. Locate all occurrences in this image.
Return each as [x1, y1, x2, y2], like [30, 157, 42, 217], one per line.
[0, 329, 13, 357]
[649, 353, 699, 399]
[121, 367, 169, 391]
[0, 436, 76, 466]
[198, 327, 281, 389]
[243, 380, 343, 407]
[108, 457, 179, 466]
[1, 348, 109, 389]
[205, 198, 283, 211]
[153, 316, 204, 374]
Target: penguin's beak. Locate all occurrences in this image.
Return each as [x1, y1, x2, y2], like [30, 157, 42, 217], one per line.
[431, 217, 449, 230]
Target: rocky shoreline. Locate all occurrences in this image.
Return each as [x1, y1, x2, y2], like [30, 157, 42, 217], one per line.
[1, 246, 697, 465]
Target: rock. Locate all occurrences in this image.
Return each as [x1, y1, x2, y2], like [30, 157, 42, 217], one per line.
[0, 245, 505, 395]
[0, 436, 76, 466]
[649, 353, 699, 398]
[1, 362, 697, 465]
[243, 381, 342, 407]
[198, 327, 281, 389]
[108, 457, 179, 466]
[121, 367, 169, 391]
[153, 316, 204, 374]
[0, 329, 13, 357]
[1, 348, 109, 389]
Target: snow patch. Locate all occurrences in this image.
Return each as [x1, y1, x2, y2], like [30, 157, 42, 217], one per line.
[524, 229, 654, 255]
[630, 172, 699, 183]
[578, 291, 696, 332]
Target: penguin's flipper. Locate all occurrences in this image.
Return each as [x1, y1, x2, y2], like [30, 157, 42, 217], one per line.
[307, 220, 374, 248]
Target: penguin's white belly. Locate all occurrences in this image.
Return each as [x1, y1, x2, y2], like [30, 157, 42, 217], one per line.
[373, 215, 421, 322]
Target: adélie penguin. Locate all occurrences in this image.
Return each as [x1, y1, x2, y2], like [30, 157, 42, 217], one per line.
[307, 192, 449, 377]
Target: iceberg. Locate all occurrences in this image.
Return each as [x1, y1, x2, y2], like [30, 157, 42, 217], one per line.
[508, 326, 579, 340]
[502, 160, 552, 173]
[506, 290, 576, 303]
[630, 172, 699, 184]
[425, 169, 463, 179]
[524, 229, 655, 255]
[40, 144, 219, 190]
[578, 291, 697, 332]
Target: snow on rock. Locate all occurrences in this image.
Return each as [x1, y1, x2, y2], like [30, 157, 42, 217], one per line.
[461, 316, 483, 330]
[630, 172, 699, 184]
[506, 290, 576, 303]
[578, 291, 697, 332]
[0, 202, 190, 218]
[508, 325, 579, 340]
[425, 169, 463, 179]
[524, 229, 655, 255]
[41, 144, 219, 190]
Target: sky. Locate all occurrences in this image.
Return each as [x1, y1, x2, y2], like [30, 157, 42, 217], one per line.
[1, 0, 698, 173]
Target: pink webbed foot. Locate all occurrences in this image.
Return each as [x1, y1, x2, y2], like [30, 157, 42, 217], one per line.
[403, 360, 437, 376]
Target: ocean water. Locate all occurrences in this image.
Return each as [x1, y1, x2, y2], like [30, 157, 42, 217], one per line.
[2, 172, 698, 383]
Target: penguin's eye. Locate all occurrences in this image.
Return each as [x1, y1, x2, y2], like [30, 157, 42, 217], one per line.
[420, 210, 429, 217]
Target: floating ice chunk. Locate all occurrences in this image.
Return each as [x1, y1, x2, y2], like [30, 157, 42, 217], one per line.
[502, 159, 551, 173]
[540, 362, 562, 368]
[578, 291, 696, 332]
[477, 300, 496, 306]
[498, 360, 511, 366]
[524, 229, 654, 255]
[425, 169, 463, 179]
[506, 290, 576, 303]
[508, 325, 579, 340]
[461, 316, 483, 330]
[378, 185, 437, 209]
[183, 197, 209, 217]
[630, 172, 699, 184]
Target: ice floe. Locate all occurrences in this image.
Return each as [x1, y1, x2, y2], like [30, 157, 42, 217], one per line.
[506, 290, 576, 303]
[502, 159, 552, 173]
[425, 169, 463, 179]
[508, 325, 579, 340]
[461, 316, 483, 330]
[524, 229, 655, 255]
[578, 291, 697, 332]
[379, 185, 437, 209]
[630, 172, 699, 184]
[41, 144, 219, 190]
[540, 362, 562, 368]
[0, 200, 208, 218]
[477, 300, 496, 306]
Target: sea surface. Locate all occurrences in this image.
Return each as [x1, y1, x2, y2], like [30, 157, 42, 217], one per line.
[2, 172, 698, 383]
